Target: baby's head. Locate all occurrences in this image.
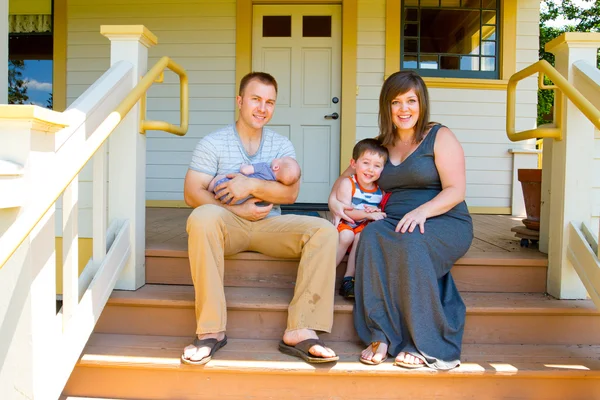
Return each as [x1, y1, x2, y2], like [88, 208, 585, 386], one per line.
[271, 156, 301, 185]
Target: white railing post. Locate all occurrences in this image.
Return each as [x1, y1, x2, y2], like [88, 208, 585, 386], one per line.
[0, 107, 67, 399]
[101, 26, 157, 290]
[544, 33, 600, 299]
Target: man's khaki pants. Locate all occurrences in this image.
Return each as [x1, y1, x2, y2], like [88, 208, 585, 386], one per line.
[187, 204, 338, 334]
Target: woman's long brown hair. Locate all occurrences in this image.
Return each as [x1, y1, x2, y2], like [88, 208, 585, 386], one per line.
[377, 70, 432, 147]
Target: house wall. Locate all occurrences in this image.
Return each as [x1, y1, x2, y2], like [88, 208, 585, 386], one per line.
[63, 0, 236, 237]
[64, 0, 541, 222]
[356, 0, 539, 212]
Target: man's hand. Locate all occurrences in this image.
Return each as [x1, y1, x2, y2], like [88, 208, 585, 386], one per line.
[228, 198, 273, 221]
[215, 173, 256, 204]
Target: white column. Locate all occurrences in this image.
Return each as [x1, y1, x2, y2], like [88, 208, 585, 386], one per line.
[508, 149, 541, 217]
[545, 33, 600, 299]
[538, 138, 553, 254]
[0, 0, 8, 104]
[0, 107, 66, 399]
[101, 26, 157, 290]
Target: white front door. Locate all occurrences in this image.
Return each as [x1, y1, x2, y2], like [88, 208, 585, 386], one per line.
[253, 4, 341, 203]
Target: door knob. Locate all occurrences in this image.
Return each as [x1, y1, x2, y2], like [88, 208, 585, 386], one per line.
[324, 112, 339, 120]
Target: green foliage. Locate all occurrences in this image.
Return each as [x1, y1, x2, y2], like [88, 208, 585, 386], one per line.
[8, 60, 29, 104]
[538, 0, 600, 126]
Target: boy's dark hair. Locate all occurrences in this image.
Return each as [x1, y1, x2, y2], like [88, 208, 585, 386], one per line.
[352, 138, 388, 162]
[239, 72, 278, 96]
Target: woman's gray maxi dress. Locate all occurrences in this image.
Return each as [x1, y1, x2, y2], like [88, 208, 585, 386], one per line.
[353, 124, 473, 370]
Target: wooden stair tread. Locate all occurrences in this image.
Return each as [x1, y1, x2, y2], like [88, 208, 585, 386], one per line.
[146, 245, 548, 267]
[78, 333, 600, 377]
[108, 285, 598, 315]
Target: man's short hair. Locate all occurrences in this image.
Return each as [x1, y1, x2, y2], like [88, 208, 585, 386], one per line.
[239, 72, 278, 96]
[352, 138, 389, 162]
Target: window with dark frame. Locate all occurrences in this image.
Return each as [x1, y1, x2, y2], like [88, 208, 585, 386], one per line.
[401, 0, 500, 79]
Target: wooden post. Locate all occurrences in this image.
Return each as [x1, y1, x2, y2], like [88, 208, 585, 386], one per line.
[100, 26, 157, 290]
[545, 33, 600, 299]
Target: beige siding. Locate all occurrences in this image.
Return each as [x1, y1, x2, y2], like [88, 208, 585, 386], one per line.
[66, 0, 236, 213]
[355, 0, 540, 210]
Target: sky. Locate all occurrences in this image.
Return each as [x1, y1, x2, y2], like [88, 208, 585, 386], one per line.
[22, 60, 53, 107]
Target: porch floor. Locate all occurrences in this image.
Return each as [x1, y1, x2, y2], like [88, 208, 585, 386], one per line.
[146, 207, 545, 258]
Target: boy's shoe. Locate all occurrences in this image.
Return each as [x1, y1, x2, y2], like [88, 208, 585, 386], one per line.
[339, 276, 355, 299]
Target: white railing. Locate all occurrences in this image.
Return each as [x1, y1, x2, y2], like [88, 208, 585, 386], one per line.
[506, 32, 600, 304]
[0, 26, 187, 399]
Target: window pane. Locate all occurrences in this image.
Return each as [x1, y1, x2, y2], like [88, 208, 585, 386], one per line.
[420, 9, 480, 54]
[421, 0, 439, 7]
[441, 0, 460, 6]
[462, 0, 481, 7]
[485, 29, 496, 41]
[482, 0, 497, 9]
[403, 54, 418, 69]
[482, 11, 496, 24]
[420, 54, 439, 69]
[404, 23, 418, 37]
[404, 38, 418, 53]
[405, 8, 418, 22]
[440, 55, 460, 70]
[482, 40, 495, 56]
[460, 56, 480, 71]
[482, 57, 495, 71]
[263, 16, 291, 37]
[303, 16, 332, 37]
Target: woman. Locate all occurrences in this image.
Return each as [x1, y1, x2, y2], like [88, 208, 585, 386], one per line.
[329, 71, 473, 370]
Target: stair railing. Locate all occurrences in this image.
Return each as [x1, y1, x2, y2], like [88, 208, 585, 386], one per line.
[505, 32, 600, 307]
[0, 26, 188, 399]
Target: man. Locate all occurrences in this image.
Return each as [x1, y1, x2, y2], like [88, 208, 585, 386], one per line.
[181, 72, 339, 365]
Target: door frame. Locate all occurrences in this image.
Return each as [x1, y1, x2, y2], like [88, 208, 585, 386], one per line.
[235, 0, 356, 173]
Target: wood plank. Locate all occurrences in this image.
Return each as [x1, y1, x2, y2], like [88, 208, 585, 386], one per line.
[107, 285, 597, 315]
[80, 334, 600, 372]
[64, 367, 600, 400]
[146, 208, 548, 256]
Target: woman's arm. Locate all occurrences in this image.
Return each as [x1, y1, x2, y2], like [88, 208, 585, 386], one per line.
[328, 165, 356, 224]
[395, 127, 466, 233]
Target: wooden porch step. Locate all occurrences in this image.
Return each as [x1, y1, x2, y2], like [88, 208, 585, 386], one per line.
[146, 247, 548, 293]
[94, 285, 600, 345]
[64, 334, 600, 400]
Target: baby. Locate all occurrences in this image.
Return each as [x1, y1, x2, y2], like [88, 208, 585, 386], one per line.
[335, 139, 388, 299]
[208, 156, 301, 204]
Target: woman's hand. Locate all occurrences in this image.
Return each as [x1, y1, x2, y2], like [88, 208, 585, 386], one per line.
[395, 208, 427, 234]
[366, 211, 386, 221]
[329, 196, 355, 226]
[363, 205, 381, 213]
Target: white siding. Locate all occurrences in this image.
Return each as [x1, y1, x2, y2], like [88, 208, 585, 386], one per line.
[66, 0, 237, 223]
[355, 0, 540, 210]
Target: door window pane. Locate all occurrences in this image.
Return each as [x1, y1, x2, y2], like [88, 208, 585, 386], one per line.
[302, 16, 332, 37]
[263, 16, 292, 37]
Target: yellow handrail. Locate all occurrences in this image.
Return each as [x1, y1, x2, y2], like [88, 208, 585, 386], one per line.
[0, 57, 188, 271]
[506, 59, 600, 142]
[129, 56, 188, 135]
